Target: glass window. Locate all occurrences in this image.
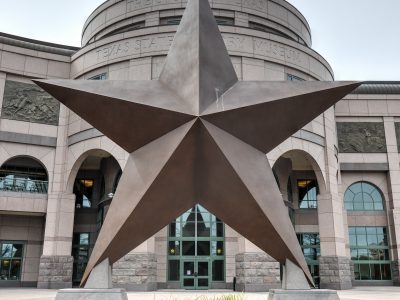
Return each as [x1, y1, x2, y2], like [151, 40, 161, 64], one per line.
[287, 74, 305, 81]
[344, 182, 384, 211]
[0, 242, 24, 281]
[349, 226, 391, 281]
[167, 205, 225, 283]
[212, 260, 224, 281]
[168, 260, 180, 281]
[297, 233, 320, 287]
[72, 233, 91, 285]
[0, 157, 48, 194]
[297, 180, 318, 209]
[88, 73, 107, 80]
[73, 179, 94, 208]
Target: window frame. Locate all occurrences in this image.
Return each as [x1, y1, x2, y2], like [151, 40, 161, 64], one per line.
[0, 241, 24, 281]
[344, 181, 384, 211]
[349, 226, 391, 281]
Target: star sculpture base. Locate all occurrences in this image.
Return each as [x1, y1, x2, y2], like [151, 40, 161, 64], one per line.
[34, 0, 361, 289]
[268, 290, 340, 300]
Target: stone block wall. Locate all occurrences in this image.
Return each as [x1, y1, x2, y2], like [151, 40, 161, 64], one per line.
[319, 256, 352, 290]
[112, 252, 157, 291]
[37, 255, 73, 289]
[235, 252, 280, 292]
[391, 260, 400, 286]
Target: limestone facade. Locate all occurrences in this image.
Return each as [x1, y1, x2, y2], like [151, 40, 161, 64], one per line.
[0, 0, 398, 292]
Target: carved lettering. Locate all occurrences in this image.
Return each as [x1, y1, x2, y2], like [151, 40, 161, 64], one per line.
[223, 36, 246, 51]
[96, 35, 174, 62]
[127, 0, 180, 12]
[253, 38, 301, 63]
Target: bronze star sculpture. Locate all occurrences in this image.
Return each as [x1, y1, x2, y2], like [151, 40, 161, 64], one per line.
[34, 0, 360, 287]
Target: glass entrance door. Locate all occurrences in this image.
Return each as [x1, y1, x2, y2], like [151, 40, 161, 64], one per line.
[182, 259, 210, 289]
[168, 205, 225, 290]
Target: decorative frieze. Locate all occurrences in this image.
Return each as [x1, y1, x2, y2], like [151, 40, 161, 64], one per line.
[337, 122, 386, 153]
[2, 80, 60, 126]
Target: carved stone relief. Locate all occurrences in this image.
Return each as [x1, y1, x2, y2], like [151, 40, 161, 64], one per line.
[337, 122, 386, 153]
[2, 80, 60, 126]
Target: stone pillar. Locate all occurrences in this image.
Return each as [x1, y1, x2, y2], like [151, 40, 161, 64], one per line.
[235, 252, 280, 292]
[38, 104, 75, 289]
[112, 253, 157, 291]
[38, 193, 75, 289]
[383, 117, 400, 285]
[235, 239, 280, 292]
[318, 108, 352, 289]
[112, 239, 157, 291]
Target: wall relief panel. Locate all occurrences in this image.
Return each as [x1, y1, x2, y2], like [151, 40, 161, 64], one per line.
[337, 122, 386, 153]
[2, 80, 60, 126]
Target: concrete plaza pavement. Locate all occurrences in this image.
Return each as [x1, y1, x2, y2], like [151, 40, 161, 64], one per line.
[0, 287, 399, 300]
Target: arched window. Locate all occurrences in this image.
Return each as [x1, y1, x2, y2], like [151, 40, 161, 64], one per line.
[344, 182, 384, 211]
[0, 156, 48, 194]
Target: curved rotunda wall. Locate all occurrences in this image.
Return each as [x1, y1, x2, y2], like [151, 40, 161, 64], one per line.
[71, 0, 333, 81]
[68, 0, 334, 146]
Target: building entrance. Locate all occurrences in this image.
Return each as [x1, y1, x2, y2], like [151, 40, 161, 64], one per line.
[168, 205, 225, 290]
[182, 259, 210, 289]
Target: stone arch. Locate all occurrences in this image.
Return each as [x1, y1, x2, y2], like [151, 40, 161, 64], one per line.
[0, 155, 49, 178]
[271, 145, 327, 195]
[66, 148, 121, 194]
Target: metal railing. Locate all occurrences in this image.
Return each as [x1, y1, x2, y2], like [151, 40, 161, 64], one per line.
[0, 177, 48, 194]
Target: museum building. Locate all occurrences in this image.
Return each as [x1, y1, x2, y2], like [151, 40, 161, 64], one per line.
[0, 0, 399, 292]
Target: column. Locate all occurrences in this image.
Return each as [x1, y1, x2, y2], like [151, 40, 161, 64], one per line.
[38, 105, 75, 289]
[235, 238, 280, 292]
[318, 108, 352, 289]
[383, 117, 400, 285]
[112, 239, 157, 291]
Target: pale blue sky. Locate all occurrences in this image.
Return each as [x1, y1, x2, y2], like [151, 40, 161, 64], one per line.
[0, 0, 399, 81]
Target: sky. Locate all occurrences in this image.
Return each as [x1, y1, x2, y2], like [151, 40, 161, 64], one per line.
[0, 0, 399, 81]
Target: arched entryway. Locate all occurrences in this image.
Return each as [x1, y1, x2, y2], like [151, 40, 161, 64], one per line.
[273, 149, 326, 287]
[68, 150, 122, 286]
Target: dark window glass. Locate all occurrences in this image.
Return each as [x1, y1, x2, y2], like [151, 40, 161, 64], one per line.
[168, 260, 179, 281]
[182, 241, 195, 256]
[297, 233, 320, 287]
[73, 179, 94, 208]
[168, 241, 180, 256]
[72, 233, 91, 284]
[183, 278, 194, 287]
[88, 73, 107, 80]
[197, 241, 210, 256]
[198, 278, 208, 287]
[167, 205, 225, 284]
[297, 180, 318, 209]
[0, 242, 24, 281]
[344, 182, 384, 211]
[212, 260, 224, 281]
[198, 261, 208, 276]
